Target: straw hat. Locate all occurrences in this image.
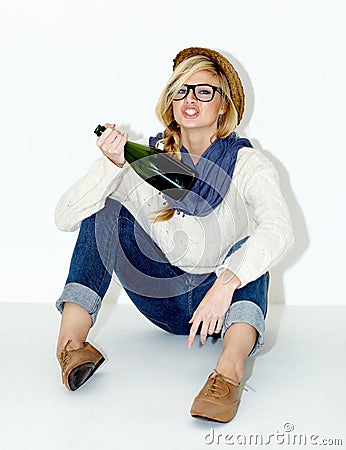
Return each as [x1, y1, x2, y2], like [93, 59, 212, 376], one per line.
[173, 47, 245, 124]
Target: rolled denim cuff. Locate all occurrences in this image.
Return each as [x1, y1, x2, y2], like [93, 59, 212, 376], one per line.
[55, 282, 102, 326]
[222, 300, 265, 356]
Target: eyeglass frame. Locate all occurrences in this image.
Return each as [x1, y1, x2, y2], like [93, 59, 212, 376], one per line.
[172, 83, 224, 102]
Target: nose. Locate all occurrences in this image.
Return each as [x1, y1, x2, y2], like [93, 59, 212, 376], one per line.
[185, 87, 197, 103]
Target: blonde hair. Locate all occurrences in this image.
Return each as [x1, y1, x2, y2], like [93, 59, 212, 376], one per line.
[153, 55, 238, 222]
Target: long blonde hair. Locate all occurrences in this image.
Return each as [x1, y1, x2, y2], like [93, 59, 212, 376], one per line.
[154, 55, 238, 222]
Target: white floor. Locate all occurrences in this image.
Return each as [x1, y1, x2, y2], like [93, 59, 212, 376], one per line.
[0, 302, 345, 450]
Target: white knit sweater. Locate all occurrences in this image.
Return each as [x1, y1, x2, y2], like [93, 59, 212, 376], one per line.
[55, 140, 294, 287]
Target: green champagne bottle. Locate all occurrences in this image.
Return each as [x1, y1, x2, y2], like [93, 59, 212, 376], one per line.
[94, 125, 198, 201]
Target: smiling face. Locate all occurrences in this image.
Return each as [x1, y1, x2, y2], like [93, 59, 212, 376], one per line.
[172, 70, 225, 139]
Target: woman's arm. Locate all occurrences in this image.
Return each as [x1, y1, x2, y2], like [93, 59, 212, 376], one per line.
[55, 124, 128, 232]
[188, 153, 294, 346]
[54, 155, 125, 232]
[216, 158, 294, 287]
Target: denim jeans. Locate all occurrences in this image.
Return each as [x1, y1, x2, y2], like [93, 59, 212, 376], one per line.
[56, 198, 269, 355]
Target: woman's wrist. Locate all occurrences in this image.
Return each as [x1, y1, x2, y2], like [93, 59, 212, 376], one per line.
[114, 160, 126, 168]
[106, 156, 126, 168]
[219, 269, 241, 289]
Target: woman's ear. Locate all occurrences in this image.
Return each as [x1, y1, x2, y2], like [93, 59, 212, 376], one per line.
[218, 103, 226, 115]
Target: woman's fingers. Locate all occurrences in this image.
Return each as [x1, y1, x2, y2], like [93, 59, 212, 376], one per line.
[96, 124, 119, 144]
[200, 320, 209, 345]
[96, 124, 127, 166]
[108, 133, 128, 154]
[214, 318, 224, 334]
[188, 312, 225, 347]
[207, 319, 218, 336]
[188, 319, 200, 348]
[97, 127, 119, 150]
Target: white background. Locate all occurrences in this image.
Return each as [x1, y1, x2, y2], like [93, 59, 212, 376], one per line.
[1, 0, 345, 305]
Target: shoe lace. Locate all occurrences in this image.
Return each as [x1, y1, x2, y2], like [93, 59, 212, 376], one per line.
[205, 370, 248, 399]
[59, 340, 72, 371]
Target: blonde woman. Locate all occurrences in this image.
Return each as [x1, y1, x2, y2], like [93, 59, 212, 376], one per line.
[55, 47, 294, 423]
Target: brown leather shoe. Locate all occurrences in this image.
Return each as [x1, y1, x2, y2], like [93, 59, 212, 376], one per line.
[58, 340, 105, 391]
[190, 370, 247, 423]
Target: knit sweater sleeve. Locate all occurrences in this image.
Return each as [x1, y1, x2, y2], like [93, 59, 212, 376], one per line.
[216, 154, 294, 286]
[54, 155, 125, 232]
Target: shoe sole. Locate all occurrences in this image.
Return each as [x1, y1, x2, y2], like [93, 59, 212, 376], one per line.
[191, 412, 229, 423]
[68, 356, 106, 391]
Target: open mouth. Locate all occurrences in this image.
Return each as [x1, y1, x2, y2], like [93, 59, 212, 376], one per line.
[182, 107, 199, 119]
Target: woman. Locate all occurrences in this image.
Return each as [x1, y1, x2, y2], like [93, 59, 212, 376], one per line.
[55, 47, 294, 423]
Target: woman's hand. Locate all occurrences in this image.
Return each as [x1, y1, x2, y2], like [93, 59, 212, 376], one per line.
[96, 123, 127, 167]
[188, 270, 241, 347]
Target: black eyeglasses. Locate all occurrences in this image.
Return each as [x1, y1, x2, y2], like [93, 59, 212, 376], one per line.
[173, 84, 223, 102]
